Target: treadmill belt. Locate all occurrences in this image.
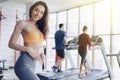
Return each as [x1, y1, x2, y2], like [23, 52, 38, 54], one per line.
[37, 68, 109, 80]
[37, 68, 79, 80]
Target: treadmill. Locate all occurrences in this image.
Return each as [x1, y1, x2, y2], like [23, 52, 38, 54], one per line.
[37, 36, 113, 80]
[106, 51, 120, 68]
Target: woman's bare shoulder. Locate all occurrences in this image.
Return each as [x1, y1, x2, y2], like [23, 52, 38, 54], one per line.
[15, 20, 29, 29]
[17, 20, 28, 25]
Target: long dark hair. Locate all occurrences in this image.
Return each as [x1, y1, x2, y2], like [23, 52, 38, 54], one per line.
[29, 1, 49, 39]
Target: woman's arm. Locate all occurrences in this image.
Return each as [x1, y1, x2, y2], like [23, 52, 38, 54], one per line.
[8, 21, 43, 61]
[8, 21, 28, 52]
[88, 35, 94, 46]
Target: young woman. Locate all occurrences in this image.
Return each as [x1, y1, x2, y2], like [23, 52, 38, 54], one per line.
[8, 1, 49, 80]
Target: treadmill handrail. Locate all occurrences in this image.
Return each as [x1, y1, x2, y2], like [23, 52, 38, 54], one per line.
[106, 52, 120, 56]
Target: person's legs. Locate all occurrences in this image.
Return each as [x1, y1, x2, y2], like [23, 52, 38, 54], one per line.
[52, 49, 64, 73]
[55, 57, 64, 73]
[14, 52, 40, 80]
[82, 50, 90, 75]
[56, 49, 64, 70]
[79, 64, 83, 77]
[84, 61, 91, 75]
[56, 58, 64, 69]
[78, 49, 87, 77]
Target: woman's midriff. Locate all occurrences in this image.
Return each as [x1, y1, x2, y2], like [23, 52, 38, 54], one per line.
[24, 42, 43, 53]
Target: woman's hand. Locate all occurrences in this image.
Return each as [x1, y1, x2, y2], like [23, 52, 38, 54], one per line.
[40, 54, 45, 61]
[26, 47, 42, 61]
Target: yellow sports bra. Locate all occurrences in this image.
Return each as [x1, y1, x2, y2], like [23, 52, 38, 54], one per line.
[23, 27, 45, 43]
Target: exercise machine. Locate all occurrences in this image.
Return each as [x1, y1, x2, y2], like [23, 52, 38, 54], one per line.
[0, 67, 3, 80]
[37, 36, 113, 80]
[106, 51, 120, 68]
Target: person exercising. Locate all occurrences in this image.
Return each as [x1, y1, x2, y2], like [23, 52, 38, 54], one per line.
[78, 25, 94, 77]
[52, 23, 67, 73]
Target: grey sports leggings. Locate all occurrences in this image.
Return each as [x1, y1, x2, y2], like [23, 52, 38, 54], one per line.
[14, 51, 40, 80]
[78, 49, 87, 65]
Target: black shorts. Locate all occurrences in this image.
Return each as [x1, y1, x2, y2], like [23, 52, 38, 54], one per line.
[56, 49, 65, 58]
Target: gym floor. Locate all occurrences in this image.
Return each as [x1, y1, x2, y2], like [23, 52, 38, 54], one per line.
[2, 69, 18, 80]
[1, 68, 120, 80]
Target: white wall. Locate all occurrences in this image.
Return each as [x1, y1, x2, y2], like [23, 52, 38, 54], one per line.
[0, 2, 25, 68]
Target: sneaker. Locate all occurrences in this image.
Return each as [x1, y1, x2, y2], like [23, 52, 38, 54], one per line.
[0, 75, 3, 80]
[85, 70, 91, 75]
[57, 69, 62, 73]
[51, 66, 57, 73]
[78, 73, 85, 78]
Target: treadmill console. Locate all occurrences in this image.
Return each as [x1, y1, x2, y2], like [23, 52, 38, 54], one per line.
[91, 35, 103, 45]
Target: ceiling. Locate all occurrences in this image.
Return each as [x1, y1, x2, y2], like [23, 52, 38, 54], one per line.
[0, 0, 102, 13]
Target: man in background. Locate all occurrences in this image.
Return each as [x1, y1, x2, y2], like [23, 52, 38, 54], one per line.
[52, 23, 67, 73]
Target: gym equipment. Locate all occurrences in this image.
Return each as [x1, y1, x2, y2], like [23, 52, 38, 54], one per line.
[37, 35, 113, 80]
[37, 68, 79, 80]
[106, 51, 120, 68]
[0, 67, 3, 80]
[91, 35, 102, 45]
[0, 59, 7, 70]
[65, 36, 113, 80]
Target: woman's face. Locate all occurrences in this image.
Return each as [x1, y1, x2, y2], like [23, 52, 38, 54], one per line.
[31, 5, 45, 21]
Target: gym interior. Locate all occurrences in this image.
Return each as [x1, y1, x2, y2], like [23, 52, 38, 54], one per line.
[0, 0, 120, 80]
